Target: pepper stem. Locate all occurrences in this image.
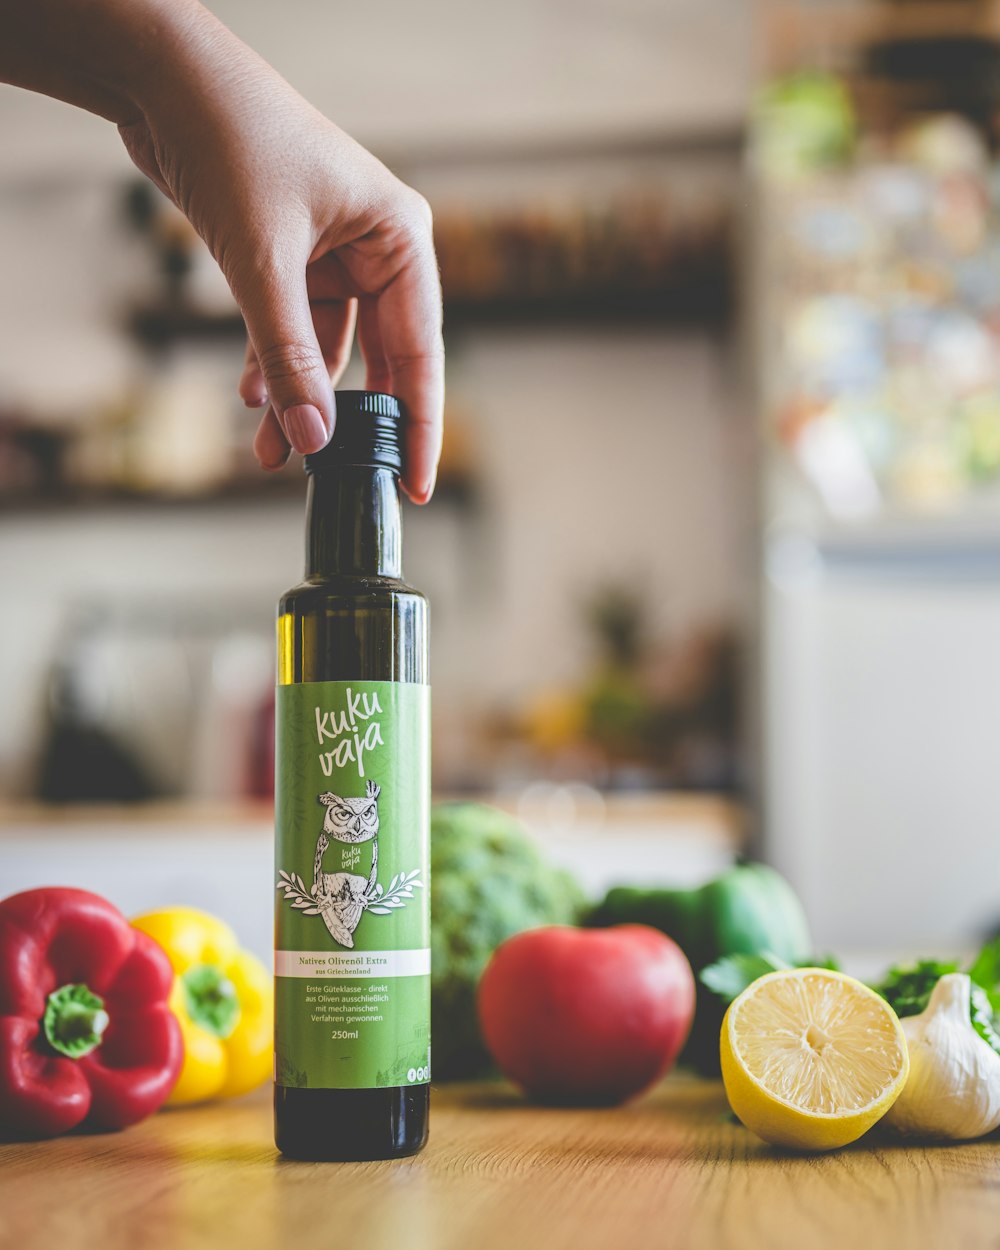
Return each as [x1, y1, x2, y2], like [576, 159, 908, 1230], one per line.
[43, 984, 110, 1059]
[181, 964, 241, 1038]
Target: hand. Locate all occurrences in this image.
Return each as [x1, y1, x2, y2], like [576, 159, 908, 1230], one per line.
[118, 11, 444, 501]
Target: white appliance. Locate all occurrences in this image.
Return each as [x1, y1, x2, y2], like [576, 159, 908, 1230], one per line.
[763, 517, 1000, 951]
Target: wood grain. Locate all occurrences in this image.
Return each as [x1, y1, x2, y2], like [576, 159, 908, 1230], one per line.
[3, 1078, 1000, 1250]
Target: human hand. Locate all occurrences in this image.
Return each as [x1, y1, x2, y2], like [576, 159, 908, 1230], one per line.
[118, 9, 444, 501]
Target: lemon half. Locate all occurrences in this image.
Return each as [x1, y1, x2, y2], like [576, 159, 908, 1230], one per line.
[720, 967, 909, 1151]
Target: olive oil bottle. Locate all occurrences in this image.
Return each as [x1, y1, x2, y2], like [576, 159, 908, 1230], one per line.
[274, 391, 430, 1161]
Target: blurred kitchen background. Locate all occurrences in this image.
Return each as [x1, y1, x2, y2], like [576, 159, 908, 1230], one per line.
[4, 0, 1000, 963]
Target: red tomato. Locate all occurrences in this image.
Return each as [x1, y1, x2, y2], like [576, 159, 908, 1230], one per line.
[477, 924, 695, 1105]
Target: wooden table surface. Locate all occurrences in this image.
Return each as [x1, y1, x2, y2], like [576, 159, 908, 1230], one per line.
[4, 1078, 1000, 1250]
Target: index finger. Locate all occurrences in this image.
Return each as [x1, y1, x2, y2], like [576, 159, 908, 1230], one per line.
[364, 240, 444, 504]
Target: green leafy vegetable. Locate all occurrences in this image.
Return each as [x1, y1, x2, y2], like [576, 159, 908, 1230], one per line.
[872, 959, 960, 1018]
[700, 953, 790, 1000]
[701, 927, 1000, 1060]
[970, 984, 1000, 1054]
[699, 952, 841, 1003]
[871, 941, 1000, 1056]
[967, 936, 1000, 995]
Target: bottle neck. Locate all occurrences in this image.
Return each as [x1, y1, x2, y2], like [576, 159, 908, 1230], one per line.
[305, 465, 402, 579]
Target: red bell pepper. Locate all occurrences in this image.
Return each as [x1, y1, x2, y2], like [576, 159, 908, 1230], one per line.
[0, 888, 183, 1139]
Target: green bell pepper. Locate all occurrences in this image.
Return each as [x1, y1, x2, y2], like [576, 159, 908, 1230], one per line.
[587, 862, 812, 1074]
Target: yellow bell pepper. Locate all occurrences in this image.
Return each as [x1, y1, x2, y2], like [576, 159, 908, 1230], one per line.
[131, 907, 272, 1105]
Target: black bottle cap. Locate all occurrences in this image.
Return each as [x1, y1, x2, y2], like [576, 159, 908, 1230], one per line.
[303, 391, 403, 475]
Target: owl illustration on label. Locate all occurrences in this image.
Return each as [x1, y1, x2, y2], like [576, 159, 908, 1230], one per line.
[276, 779, 423, 949]
[312, 781, 381, 946]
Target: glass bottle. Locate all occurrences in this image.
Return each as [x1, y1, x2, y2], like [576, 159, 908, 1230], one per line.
[274, 391, 430, 1161]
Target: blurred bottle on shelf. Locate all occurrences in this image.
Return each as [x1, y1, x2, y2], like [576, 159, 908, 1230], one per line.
[29, 602, 275, 807]
[189, 632, 274, 803]
[36, 623, 157, 804]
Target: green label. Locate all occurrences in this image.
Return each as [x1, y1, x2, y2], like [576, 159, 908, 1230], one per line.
[274, 680, 430, 1089]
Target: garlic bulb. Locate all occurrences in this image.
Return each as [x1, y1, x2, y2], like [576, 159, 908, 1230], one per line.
[886, 973, 1000, 1140]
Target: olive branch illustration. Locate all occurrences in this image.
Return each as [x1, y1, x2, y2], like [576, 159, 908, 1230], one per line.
[365, 870, 423, 915]
[275, 872, 321, 915]
[275, 868, 422, 916]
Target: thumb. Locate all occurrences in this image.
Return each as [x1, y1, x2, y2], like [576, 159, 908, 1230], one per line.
[236, 262, 335, 455]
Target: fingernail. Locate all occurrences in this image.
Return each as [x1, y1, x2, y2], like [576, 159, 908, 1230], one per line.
[257, 450, 290, 472]
[284, 404, 330, 453]
[412, 472, 436, 505]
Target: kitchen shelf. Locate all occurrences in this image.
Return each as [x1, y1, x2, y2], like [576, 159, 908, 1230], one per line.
[126, 305, 245, 349]
[0, 791, 744, 836]
[762, 0, 1000, 75]
[0, 470, 478, 517]
[382, 122, 746, 171]
[126, 276, 732, 349]
[443, 280, 732, 330]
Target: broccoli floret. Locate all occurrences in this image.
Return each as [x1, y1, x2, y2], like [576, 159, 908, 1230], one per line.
[431, 802, 584, 1078]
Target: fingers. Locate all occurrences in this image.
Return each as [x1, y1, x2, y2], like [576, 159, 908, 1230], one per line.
[233, 254, 335, 456]
[234, 198, 443, 495]
[313, 299, 358, 386]
[253, 407, 290, 471]
[243, 332, 288, 469]
[359, 243, 444, 504]
[239, 339, 268, 408]
[357, 297, 391, 393]
[241, 299, 358, 468]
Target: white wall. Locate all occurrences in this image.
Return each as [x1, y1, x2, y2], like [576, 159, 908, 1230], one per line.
[207, 0, 751, 153]
[448, 329, 749, 702]
[0, 178, 146, 413]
